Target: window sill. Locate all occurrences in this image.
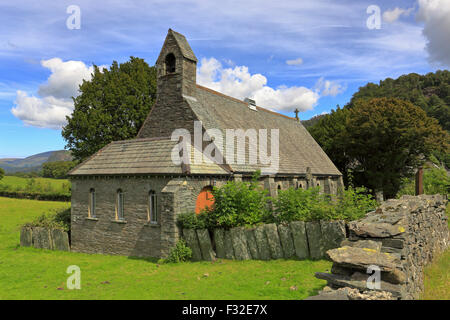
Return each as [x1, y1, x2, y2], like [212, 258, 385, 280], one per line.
[145, 222, 160, 227]
[111, 219, 127, 224]
[85, 217, 99, 221]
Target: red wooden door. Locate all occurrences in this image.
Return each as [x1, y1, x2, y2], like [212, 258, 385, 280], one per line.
[195, 186, 214, 214]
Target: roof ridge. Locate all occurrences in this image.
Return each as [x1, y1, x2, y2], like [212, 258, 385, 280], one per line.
[111, 136, 173, 144]
[196, 84, 298, 121]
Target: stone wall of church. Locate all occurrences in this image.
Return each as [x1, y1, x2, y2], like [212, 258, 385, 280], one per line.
[70, 176, 171, 258]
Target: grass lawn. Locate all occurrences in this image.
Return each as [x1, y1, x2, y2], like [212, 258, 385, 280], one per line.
[0, 176, 70, 195]
[0, 197, 331, 300]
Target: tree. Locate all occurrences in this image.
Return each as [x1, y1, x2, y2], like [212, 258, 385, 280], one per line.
[309, 98, 449, 198]
[0, 167, 4, 181]
[62, 57, 157, 161]
[42, 161, 78, 179]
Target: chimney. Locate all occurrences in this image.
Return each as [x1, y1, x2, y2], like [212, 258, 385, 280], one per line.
[244, 98, 257, 111]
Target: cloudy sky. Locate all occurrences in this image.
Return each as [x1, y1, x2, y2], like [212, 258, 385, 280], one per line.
[0, 0, 449, 158]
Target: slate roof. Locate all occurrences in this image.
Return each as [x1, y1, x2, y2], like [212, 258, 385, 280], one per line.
[188, 85, 341, 176]
[70, 85, 341, 176]
[69, 137, 228, 176]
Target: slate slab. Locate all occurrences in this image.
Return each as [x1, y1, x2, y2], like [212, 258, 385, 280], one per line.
[230, 227, 251, 260]
[277, 224, 295, 258]
[264, 223, 283, 259]
[196, 229, 216, 261]
[183, 228, 202, 261]
[306, 221, 323, 259]
[32, 227, 52, 250]
[223, 230, 235, 259]
[51, 229, 70, 251]
[244, 228, 260, 260]
[213, 229, 226, 259]
[20, 227, 33, 247]
[290, 221, 309, 259]
[320, 220, 346, 253]
[253, 225, 271, 260]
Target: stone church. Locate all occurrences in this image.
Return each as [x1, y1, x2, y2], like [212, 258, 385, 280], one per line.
[68, 29, 343, 258]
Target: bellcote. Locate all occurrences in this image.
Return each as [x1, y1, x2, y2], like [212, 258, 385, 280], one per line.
[156, 29, 198, 99]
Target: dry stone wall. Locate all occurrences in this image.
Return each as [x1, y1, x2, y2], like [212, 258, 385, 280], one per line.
[181, 219, 347, 261]
[20, 227, 70, 252]
[309, 194, 449, 300]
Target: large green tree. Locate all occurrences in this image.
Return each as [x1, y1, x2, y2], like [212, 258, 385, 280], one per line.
[309, 98, 449, 199]
[62, 57, 157, 161]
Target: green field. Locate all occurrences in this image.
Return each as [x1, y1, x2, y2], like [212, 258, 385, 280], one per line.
[0, 176, 70, 193]
[0, 197, 331, 300]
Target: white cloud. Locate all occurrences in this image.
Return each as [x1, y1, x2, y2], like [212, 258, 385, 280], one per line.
[286, 58, 303, 66]
[11, 58, 97, 129]
[197, 57, 320, 112]
[417, 0, 450, 66]
[383, 7, 414, 23]
[314, 77, 345, 97]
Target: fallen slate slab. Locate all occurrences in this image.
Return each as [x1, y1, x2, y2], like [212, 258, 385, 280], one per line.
[348, 221, 406, 238]
[277, 224, 295, 258]
[51, 229, 70, 251]
[253, 225, 271, 260]
[306, 221, 323, 259]
[341, 239, 382, 252]
[326, 246, 401, 272]
[223, 230, 235, 260]
[32, 227, 52, 250]
[290, 221, 309, 259]
[230, 227, 251, 260]
[196, 229, 216, 261]
[320, 220, 346, 253]
[264, 223, 283, 259]
[20, 227, 33, 247]
[213, 229, 226, 259]
[244, 228, 260, 260]
[315, 272, 403, 298]
[182, 228, 202, 261]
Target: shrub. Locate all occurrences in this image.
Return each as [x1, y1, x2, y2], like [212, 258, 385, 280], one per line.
[273, 186, 377, 223]
[177, 212, 208, 230]
[397, 167, 450, 197]
[207, 179, 271, 228]
[23, 207, 71, 231]
[164, 239, 192, 263]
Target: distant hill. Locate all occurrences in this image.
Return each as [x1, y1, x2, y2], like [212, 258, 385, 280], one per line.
[0, 150, 73, 173]
[302, 114, 327, 129]
[349, 70, 450, 131]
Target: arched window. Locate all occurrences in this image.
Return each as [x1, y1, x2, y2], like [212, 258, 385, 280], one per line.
[89, 188, 96, 218]
[116, 189, 124, 221]
[148, 191, 158, 224]
[195, 186, 214, 214]
[165, 53, 176, 74]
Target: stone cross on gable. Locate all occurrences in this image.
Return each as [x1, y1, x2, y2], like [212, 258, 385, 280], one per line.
[294, 108, 300, 122]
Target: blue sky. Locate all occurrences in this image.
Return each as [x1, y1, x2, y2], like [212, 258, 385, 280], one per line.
[0, 0, 449, 158]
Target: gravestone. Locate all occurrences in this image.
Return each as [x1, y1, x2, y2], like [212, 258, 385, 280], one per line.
[196, 229, 216, 261]
[32, 227, 53, 250]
